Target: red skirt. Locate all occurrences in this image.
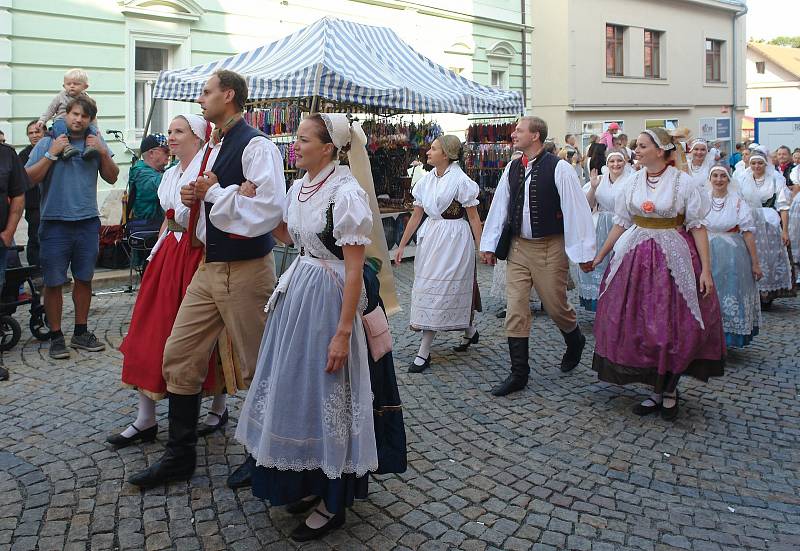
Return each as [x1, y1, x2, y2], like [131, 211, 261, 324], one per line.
[120, 233, 216, 399]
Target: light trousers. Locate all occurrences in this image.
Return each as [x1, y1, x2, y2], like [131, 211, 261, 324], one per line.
[505, 236, 577, 337]
[163, 253, 276, 395]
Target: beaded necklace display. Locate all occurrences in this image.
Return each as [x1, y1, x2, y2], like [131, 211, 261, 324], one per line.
[711, 193, 727, 212]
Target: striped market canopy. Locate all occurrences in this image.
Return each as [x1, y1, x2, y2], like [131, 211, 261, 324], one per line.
[153, 17, 524, 115]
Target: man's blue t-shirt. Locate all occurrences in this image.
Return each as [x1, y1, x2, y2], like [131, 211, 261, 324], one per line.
[25, 136, 113, 221]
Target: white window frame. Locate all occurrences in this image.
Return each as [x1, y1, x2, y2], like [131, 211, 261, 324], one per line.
[126, 30, 190, 143]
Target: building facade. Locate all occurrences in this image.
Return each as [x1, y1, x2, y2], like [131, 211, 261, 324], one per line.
[1, 0, 531, 198]
[529, 0, 746, 152]
[746, 42, 800, 120]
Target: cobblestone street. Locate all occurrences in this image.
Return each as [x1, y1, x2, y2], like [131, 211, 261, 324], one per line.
[1, 262, 798, 551]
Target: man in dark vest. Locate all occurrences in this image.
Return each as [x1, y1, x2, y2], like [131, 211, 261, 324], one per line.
[129, 70, 286, 488]
[480, 116, 596, 396]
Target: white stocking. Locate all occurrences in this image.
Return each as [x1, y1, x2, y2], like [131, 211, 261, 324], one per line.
[121, 392, 156, 437]
[305, 499, 335, 529]
[203, 394, 227, 426]
[640, 392, 663, 408]
[414, 330, 436, 365]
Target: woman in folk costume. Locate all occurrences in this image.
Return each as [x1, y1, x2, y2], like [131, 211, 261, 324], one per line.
[109, 114, 232, 447]
[235, 114, 404, 542]
[394, 135, 483, 372]
[786, 170, 800, 275]
[705, 165, 762, 348]
[590, 127, 725, 421]
[686, 138, 715, 191]
[735, 146, 794, 306]
[573, 148, 631, 311]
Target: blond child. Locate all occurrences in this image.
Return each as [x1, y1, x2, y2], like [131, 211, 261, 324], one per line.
[38, 68, 99, 160]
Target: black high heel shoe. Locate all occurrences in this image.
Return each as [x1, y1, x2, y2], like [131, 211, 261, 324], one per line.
[290, 507, 346, 542]
[106, 424, 158, 448]
[198, 408, 228, 436]
[408, 355, 430, 373]
[453, 330, 479, 352]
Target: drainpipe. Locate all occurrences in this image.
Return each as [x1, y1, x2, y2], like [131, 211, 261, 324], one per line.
[730, 4, 747, 152]
[520, 0, 527, 110]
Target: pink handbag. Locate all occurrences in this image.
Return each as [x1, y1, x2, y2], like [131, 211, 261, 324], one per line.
[319, 259, 393, 362]
[362, 305, 393, 362]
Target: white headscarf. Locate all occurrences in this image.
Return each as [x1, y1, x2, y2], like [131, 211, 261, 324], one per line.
[177, 114, 210, 142]
[318, 113, 400, 315]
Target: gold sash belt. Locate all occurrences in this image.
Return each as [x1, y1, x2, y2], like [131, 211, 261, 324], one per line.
[632, 214, 685, 229]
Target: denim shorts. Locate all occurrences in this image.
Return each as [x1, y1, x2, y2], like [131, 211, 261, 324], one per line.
[39, 217, 100, 287]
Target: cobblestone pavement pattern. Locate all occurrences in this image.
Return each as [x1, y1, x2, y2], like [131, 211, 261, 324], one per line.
[1, 262, 798, 551]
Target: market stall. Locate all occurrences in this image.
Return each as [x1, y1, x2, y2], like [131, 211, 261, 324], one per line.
[149, 16, 524, 262]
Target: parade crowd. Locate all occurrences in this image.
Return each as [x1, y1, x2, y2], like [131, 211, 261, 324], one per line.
[0, 66, 798, 541]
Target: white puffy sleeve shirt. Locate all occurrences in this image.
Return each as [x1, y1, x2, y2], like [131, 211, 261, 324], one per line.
[333, 184, 373, 247]
[480, 158, 595, 263]
[195, 136, 287, 244]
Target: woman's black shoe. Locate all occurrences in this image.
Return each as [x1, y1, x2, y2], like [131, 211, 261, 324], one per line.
[198, 408, 228, 436]
[290, 508, 345, 542]
[453, 331, 479, 352]
[632, 400, 661, 416]
[106, 424, 158, 448]
[661, 392, 679, 421]
[408, 355, 430, 373]
[495, 309, 506, 319]
[286, 496, 321, 515]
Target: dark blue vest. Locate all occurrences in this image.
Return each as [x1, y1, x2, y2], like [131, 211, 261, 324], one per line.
[204, 118, 275, 262]
[508, 152, 564, 238]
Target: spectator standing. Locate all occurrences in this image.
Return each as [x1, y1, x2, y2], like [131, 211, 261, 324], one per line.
[775, 145, 794, 188]
[0, 141, 30, 381]
[598, 122, 620, 149]
[24, 96, 119, 360]
[18, 120, 45, 266]
[128, 133, 170, 228]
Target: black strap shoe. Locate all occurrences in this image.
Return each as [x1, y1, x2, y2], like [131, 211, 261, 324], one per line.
[227, 455, 255, 489]
[408, 355, 430, 373]
[0, 365, 8, 381]
[560, 326, 586, 372]
[632, 399, 662, 416]
[290, 508, 346, 542]
[661, 391, 679, 421]
[106, 424, 158, 448]
[198, 408, 228, 436]
[453, 330, 479, 352]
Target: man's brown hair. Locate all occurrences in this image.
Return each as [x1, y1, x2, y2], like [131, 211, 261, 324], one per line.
[520, 116, 548, 143]
[65, 96, 98, 120]
[213, 69, 248, 111]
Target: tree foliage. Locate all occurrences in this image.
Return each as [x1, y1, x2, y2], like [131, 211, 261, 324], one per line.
[768, 36, 800, 48]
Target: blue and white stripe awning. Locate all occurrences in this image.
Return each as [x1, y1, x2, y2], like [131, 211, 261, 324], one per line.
[153, 17, 524, 115]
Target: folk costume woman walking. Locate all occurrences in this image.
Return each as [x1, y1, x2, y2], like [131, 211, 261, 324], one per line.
[736, 147, 793, 305]
[235, 114, 397, 541]
[110, 114, 231, 447]
[574, 149, 631, 311]
[591, 128, 725, 421]
[705, 166, 762, 348]
[394, 136, 483, 372]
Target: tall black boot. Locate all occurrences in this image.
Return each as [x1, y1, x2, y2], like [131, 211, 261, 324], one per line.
[560, 325, 586, 372]
[128, 393, 201, 489]
[491, 337, 530, 396]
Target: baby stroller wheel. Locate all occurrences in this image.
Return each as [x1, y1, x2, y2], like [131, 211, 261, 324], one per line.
[0, 315, 21, 351]
[30, 305, 50, 341]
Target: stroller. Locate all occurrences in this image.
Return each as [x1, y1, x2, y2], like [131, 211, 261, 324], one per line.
[0, 246, 48, 351]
